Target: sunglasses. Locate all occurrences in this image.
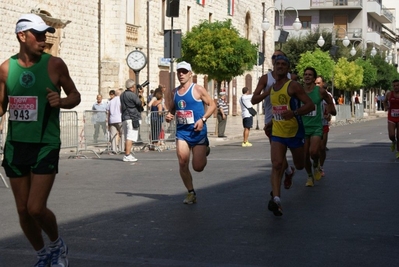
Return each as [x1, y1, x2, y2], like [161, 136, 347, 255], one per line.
[177, 69, 189, 74]
[271, 55, 278, 59]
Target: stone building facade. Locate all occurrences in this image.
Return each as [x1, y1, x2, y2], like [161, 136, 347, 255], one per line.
[0, 0, 274, 116]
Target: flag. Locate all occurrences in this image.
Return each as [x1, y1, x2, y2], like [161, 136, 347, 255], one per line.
[228, 0, 234, 16]
[197, 0, 205, 6]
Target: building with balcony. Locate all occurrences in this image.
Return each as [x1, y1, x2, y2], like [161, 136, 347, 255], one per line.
[270, 0, 398, 67]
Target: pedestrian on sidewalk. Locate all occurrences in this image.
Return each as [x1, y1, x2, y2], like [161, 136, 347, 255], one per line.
[164, 61, 216, 204]
[120, 79, 142, 162]
[383, 79, 399, 158]
[266, 55, 314, 216]
[240, 87, 254, 147]
[107, 89, 124, 153]
[92, 94, 107, 143]
[0, 13, 81, 266]
[251, 50, 297, 191]
[217, 92, 228, 137]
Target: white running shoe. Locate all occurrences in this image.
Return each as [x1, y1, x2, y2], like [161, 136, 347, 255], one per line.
[50, 238, 68, 267]
[123, 154, 138, 162]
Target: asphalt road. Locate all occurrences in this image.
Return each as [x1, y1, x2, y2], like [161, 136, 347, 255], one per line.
[0, 117, 398, 267]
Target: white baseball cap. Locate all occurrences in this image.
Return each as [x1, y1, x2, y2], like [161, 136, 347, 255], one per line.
[15, 13, 55, 34]
[176, 61, 192, 71]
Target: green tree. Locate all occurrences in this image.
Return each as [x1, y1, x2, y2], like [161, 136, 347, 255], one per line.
[333, 57, 363, 91]
[295, 48, 335, 83]
[282, 29, 351, 71]
[369, 55, 399, 91]
[180, 19, 257, 90]
[354, 58, 377, 90]
[281, 31, 321, 71]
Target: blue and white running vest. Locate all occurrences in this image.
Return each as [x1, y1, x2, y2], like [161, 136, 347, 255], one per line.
[174, 83, 207, 145]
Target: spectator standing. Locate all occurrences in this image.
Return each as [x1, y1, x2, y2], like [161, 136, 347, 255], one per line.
[164, 61, 216, 204]
[120, 79, 142, 162]
[147, 89, 154, 106]
[149, 84, 166, 108]
[217, 92, 228, 137]
[338, 94, 344, 105]
[0, 13, 81, 266]
[383, 79, 399, 159]
[107, 89, 124, 153]
[150, 88, 164, 145]
[137, 85, 147, 110]
[92, 94, 107, 143]
[239, 87, 254, 147]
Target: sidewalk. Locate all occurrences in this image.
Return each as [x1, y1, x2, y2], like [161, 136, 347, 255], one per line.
[206, 114, 266, 146]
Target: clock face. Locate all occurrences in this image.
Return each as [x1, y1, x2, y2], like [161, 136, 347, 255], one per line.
[126, 50, 147, 71]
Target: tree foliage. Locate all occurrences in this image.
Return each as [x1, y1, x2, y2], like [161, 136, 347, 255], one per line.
[354, 58, 377, 90]
[180, 19, 257, 85]
[369, 55, 399, 91]
[334, 57, 363, 91]
[295, 48, 335, 83]
[282, 30, 399, 92]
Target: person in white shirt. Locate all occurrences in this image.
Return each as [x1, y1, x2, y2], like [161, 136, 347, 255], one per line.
[239, 87, 254, 147]
[106, 89, 124, 153]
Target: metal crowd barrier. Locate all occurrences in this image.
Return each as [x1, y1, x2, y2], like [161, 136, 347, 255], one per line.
[354, 104, 364, 119]
[141, 110, 176, 152]
[60, 111, 80, 158]
[79, 110, 108, 158]
[335, 104, 351, 121]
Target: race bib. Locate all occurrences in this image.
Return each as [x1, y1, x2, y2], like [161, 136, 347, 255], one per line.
[272, 105, 288, 121]
[9, 96, 38, 121]
[304, 105, 317, 116]
[391, 109, 399, 117]
[176, 110, 195, 124]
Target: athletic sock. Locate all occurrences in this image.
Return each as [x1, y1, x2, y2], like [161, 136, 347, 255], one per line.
[188, 189, 196, 195]
[285, 166, 292, 175]
[49, 236, 62, 248]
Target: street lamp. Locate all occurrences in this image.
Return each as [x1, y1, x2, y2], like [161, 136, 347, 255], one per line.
[261, 3, 302, 40]
[350, 40, 378, 58]
[370, 46, 377, 57]
[317, 27, 350, 48]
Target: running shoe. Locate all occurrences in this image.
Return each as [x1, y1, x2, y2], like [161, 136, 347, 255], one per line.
[123, 154, 138, 162]
[268, 197, 283, 216]
[320, 167, 325, 177]
[314, 166, 322, 181]
[283, 166, 295, 189]
[34, 253, 50, 267]
[50, 238, 68, 267]
[183, 192, 196, 204]
[242, 142, 253, 147]
[305, 176, 314, 187]
[391, 141, 396, 152]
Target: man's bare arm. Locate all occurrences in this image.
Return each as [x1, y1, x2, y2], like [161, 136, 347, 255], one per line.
[251, 74, 269, 105]
[48, 57, 80, 109]
[0, 60, 9, 116]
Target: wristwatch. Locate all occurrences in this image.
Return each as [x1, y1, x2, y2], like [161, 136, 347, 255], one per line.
[293, 110, 299, 116]
[201, 117, 207, 123]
